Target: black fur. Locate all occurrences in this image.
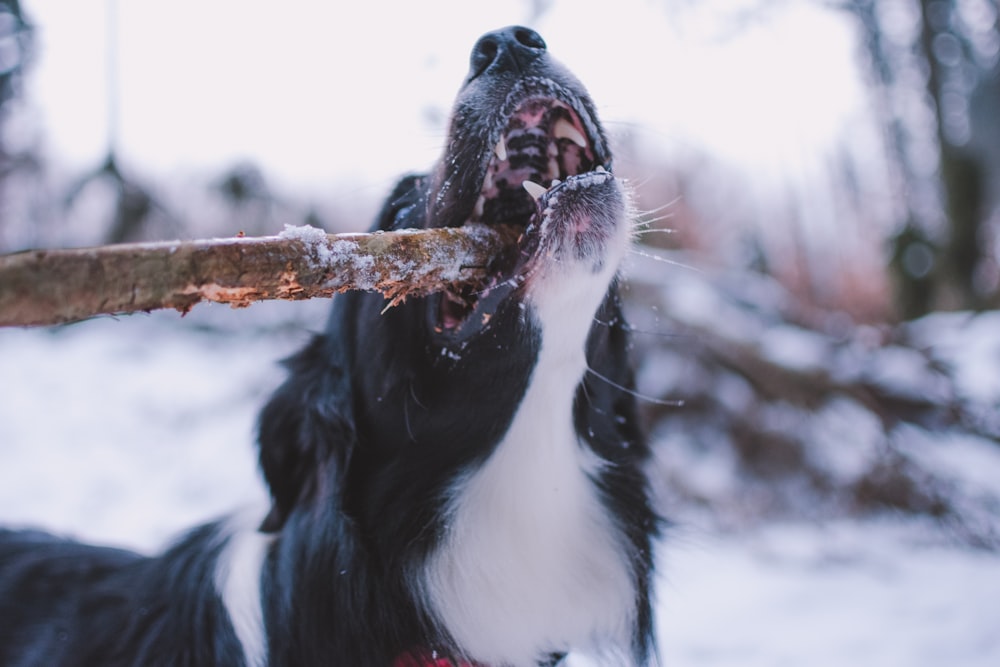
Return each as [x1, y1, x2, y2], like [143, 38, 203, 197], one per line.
[0, 526, 244, 666]
[1, 26, 659, 666]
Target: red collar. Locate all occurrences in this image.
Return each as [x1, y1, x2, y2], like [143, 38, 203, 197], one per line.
[393, 649, 483, 667]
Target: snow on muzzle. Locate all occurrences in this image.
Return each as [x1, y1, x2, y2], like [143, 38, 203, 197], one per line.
[519, 167, 629, 278]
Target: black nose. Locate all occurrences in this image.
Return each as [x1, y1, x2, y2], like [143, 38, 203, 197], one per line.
[468, 26, 547, 81]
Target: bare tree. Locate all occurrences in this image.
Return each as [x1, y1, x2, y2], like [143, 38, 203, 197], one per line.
[842, 0, 1000, 317]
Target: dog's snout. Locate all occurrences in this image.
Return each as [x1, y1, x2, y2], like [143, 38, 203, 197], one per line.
[468, 26, 546, 81]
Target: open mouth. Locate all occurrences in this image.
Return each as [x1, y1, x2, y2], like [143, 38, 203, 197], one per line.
[473, 97, 597, 226]
[433, 87, 610, 341]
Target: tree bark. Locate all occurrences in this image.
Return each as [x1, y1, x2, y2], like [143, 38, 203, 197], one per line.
[0, 224, 519, 327]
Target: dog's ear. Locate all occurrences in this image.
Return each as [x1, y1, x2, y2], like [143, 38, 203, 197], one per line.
[257, 335, 356, 532]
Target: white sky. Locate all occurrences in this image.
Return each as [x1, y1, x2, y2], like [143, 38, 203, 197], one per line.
[18, 0, 869, 203]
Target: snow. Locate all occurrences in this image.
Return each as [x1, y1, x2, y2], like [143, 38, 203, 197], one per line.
[278, 223, 328, 243]
[1, 299, 999, 665]
[658, 521, 1000, 667]
[908, 311, 1000, 406]
[805, 398, 882, 485]
[902, 425, 1000, 500]
[0, 303, 320, 550]
[758, 325, 830, 373]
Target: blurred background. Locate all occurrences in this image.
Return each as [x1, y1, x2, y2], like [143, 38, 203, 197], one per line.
[2, 1, 1000, 664]
[3, 0, 999, 320]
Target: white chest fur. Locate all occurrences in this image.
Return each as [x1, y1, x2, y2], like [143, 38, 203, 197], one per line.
[420, 291, 635, 666]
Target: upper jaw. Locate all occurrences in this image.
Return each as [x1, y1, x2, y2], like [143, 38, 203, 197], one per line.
[472, 76, 610, 227]
[430, 75, 611, 231]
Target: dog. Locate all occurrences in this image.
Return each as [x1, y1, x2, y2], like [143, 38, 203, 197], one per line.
[0, 26, 659, 666]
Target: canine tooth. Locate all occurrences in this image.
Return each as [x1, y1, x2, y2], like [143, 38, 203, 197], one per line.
[551, 178, 562, 187]
[596, 165, 607, 173]
[494, 137, 507, 161]
[522, 180, 547, 200]
[553, 118, 587, 147]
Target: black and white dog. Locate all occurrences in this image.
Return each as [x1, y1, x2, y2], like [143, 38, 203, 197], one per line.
[0, 26, 659, 666]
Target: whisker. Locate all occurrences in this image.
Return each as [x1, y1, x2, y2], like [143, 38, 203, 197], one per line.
[631, 228, 679, 237]
[628, 247, 702, 273]
[585, 365, 685, 408]
[579, 372, 594, 409]
[630, 197, 682, 239]
[623, 173, 659, 192]
[591, 317, 692, 341]
[631, 216, 675, 232]
[633, 195, 682, 220]
[632, 212, 676, 229]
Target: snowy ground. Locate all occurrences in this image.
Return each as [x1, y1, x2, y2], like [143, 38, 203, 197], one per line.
[1, 299, 999, 666]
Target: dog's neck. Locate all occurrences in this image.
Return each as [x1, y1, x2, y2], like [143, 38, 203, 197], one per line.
[415, 276, 635, 665]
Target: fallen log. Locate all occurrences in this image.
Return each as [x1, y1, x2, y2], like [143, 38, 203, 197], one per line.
[0, 224, 519, 327]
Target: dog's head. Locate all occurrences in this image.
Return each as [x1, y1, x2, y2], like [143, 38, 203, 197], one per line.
[258, 24, 641, 552]
[395, 26, 627, 345]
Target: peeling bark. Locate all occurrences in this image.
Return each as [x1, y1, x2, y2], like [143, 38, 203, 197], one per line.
[0, 224, 519, 327]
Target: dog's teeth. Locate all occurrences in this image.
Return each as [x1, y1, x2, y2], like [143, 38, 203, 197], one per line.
[473, 194, 485, 219]
[551, 178, 562, 187]
[522, 180, 547, 200]
[494, 137, 508, 161]
[596, 165, 607, 173]
[553, 118, 587, 147]
[548, 157, 560, 182]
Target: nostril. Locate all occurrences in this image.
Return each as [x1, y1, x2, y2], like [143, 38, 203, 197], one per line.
[513, 27, 546, 51]
[470, 36, 499, 79]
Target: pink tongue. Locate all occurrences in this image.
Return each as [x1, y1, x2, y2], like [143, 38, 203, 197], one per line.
[441, 299, 467, 330]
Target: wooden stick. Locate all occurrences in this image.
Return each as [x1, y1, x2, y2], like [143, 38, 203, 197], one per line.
[0, 224, 519, 327]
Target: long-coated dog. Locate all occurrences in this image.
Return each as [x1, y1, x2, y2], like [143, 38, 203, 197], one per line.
[0, 26, 659, 666]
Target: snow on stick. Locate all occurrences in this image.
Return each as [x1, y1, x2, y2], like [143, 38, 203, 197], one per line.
[0, 224, 519, 327]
